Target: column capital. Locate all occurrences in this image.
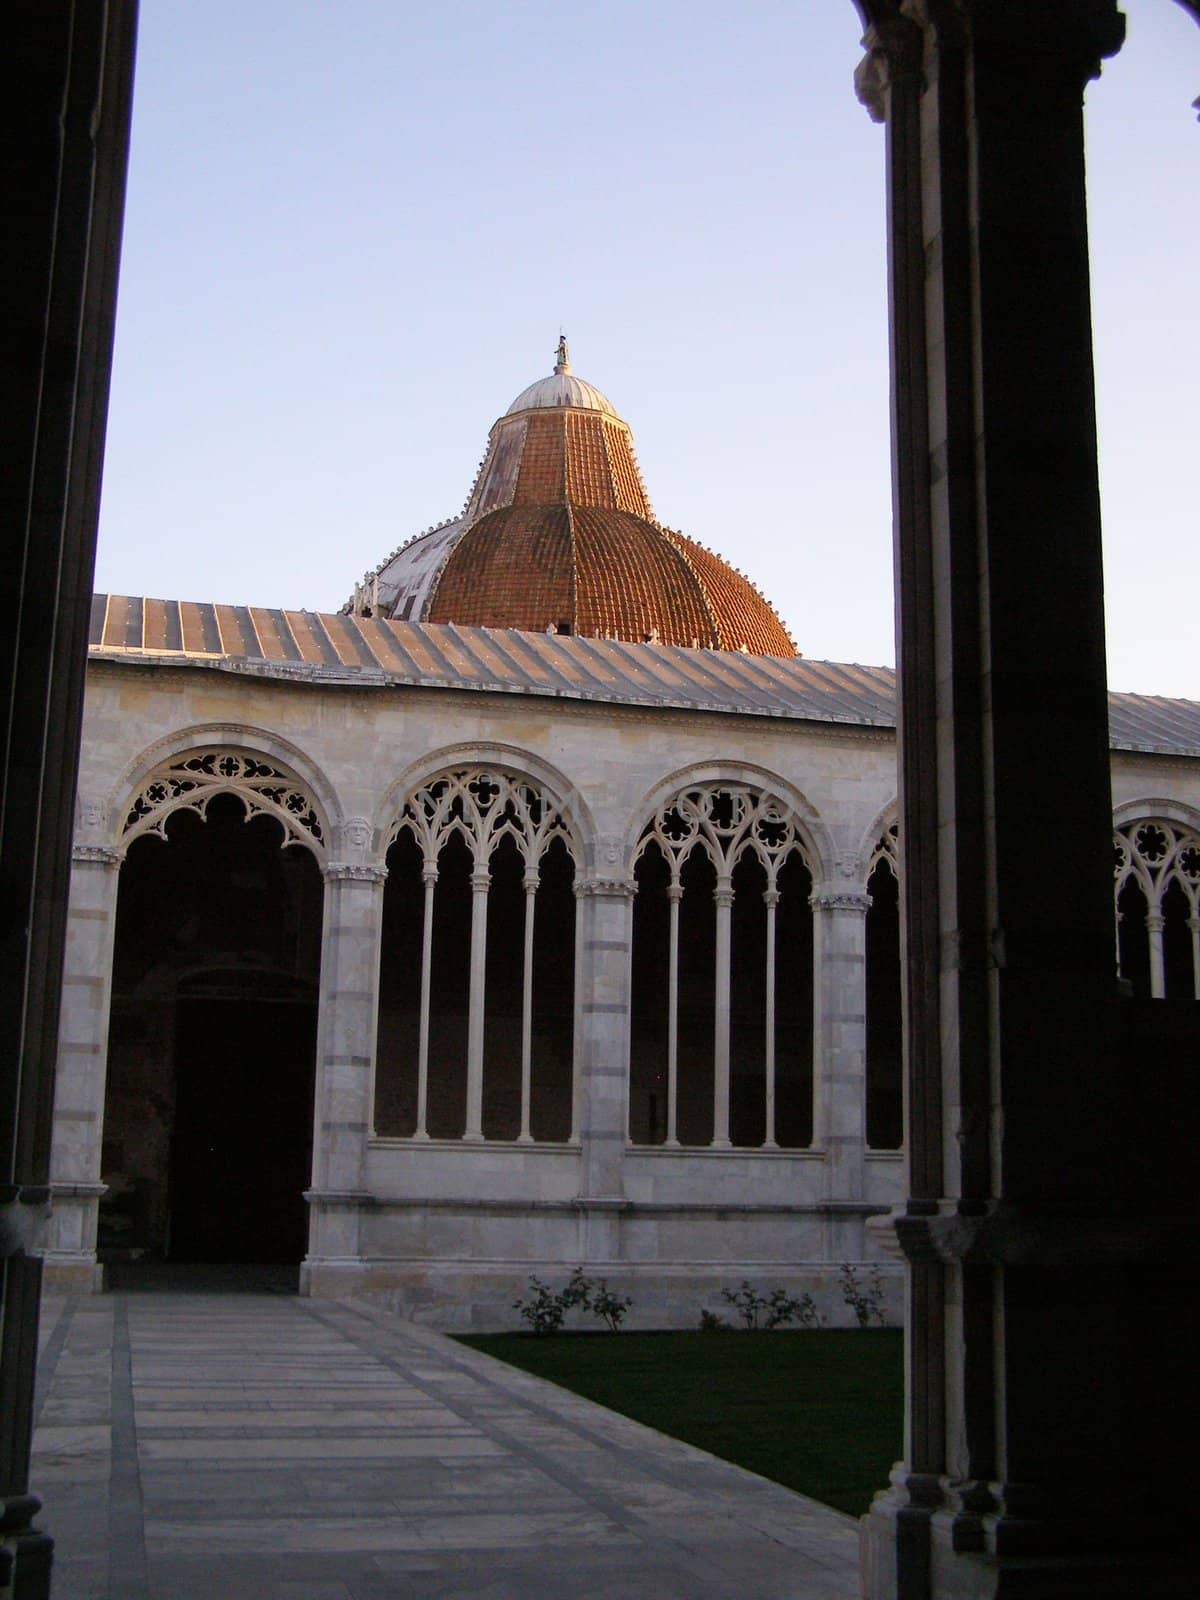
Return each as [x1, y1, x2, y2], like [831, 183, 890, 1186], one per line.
[469, 868, 492, 893]
[713, 883, 735, 909]
[322, 862, 387, 884]
[854, 7, 923, 124]
[71, 842, 123, 868]
[1144, 912, 1166, 933]
[810, 890, 873, 915]
[903, 0, 1124, 78]
[575, 875, 635, 901]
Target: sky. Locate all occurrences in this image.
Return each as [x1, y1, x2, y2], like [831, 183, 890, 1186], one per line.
[95, 1, 1199, 696]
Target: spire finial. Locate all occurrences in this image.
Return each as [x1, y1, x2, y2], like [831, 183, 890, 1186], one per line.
[554, 332, 570, 375]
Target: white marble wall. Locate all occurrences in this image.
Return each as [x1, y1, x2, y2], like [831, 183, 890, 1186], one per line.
[41, 659, 1194, 1323]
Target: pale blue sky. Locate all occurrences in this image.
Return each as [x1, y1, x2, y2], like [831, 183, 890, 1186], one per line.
[95, 1, 1198, 695]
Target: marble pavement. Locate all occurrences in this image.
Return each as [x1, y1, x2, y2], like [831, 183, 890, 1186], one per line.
[31, 1289, 862, 1599]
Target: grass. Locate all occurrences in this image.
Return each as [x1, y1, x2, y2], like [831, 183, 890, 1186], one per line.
[458, 1328, 902, 1517]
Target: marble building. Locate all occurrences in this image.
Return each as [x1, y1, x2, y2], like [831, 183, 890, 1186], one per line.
[42, 345, 1200, 1328]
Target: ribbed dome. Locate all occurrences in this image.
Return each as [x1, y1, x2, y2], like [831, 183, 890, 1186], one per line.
[350, 342, 797, 657]
[505, 371, 618, 417]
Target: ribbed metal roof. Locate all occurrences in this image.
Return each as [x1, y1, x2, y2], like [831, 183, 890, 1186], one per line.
[88, 596, 1200, 755]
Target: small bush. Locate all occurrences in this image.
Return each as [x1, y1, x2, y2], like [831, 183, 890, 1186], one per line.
[699, 1308, 730, 1332]
[514, 1269, 631, 1333]
[839, 1262, 887, 1327]
[718, 1281, 821, 1331]
[513, 1275, 567, 1334]
[590, 1280, 632, 1332]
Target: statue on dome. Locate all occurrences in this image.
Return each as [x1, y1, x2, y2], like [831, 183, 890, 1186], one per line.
[554, 333, 570, 373]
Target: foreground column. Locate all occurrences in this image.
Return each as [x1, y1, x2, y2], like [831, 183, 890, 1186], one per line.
[851, 4, 1198, 1595]
[42, 819, 123, 1290]
[302, 848, 386, 1294]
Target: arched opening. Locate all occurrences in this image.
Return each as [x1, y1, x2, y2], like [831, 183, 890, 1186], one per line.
[100, 792, 322, 1269]
[373, 768, 578, 1142]
[630, 782, 814, 1149]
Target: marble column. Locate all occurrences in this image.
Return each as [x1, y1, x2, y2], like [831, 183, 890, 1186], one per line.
[711, 876, 734, 1148]
[573, 853, 633, 1262]
[463, 866, 491, 1141]
[42, 832, 123, 1291]
[810, 888, 871, 1253]
[302, 848, 386, 1293]
[850, 4, 1194, 1596]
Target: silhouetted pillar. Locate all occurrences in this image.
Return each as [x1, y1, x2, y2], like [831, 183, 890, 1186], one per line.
[847, 2, 1196, 1595]
[303, 855, 386, 1290]
[43, 824, 124, 1291]
[1, 5, 137, 1595]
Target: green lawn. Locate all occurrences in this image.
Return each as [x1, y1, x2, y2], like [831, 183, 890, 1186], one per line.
[458, 1328, 902, 1517]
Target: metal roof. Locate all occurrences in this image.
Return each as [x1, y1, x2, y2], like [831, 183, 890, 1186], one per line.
[88, 595, 1200, 756]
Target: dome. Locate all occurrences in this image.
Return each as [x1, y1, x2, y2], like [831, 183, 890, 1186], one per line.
[350, 341, 797, 657]
[505, 372, 618, 417]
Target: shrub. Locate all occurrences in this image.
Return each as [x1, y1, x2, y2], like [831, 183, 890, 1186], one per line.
[719, 1281, 821, 1331]
[839, 1262, 887, 1327]
[513, 1275, 567, 1334]
[590, 1279, 633, 1332]
[699, 1308, 730, 1331]
[514, 1269, 632, 1333]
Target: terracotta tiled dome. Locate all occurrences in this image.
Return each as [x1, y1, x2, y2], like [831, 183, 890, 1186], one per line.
[351, 342, 796, 657]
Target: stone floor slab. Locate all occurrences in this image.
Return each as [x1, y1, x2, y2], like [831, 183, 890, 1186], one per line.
[32, 1289, 862, 1599]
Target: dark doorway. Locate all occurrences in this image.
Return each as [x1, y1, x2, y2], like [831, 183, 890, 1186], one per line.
[169, 993, 316, 1262]
[100, 793, 324, 1271]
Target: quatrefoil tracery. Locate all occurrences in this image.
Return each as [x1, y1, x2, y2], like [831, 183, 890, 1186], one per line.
[392, 767, 575, 871]
[1115, 818, 1200, 915]
[636, 784, 812, 886]
[123, 749, 325, 851]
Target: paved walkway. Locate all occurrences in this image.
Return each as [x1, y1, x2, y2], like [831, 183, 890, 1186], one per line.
[32, 1290, 862, 1600]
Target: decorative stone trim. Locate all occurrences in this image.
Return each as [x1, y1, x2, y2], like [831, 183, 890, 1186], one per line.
[810, 891, 873, 914]
[123, 748, 325, 852]
[71, 844, 123, 867]
[322, 864, 388, 884]
[49, 1182, 108, 1200]
[575, 876, 635, 900]
[886, 1202, 1198, 1267]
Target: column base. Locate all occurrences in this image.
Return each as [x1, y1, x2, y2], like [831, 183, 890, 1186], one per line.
[40, 1254, 105, 1293]
[860, 1476, 1200, 1599]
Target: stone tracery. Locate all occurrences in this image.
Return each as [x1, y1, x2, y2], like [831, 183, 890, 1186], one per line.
[1115, 816, 1200, 998]
[123, 748, 325, 852]
[631, 783, 815, 1149]
[377, 767, 578, 1142]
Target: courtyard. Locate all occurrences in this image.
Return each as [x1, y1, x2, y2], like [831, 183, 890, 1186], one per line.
[33, 1288, 862, 1600]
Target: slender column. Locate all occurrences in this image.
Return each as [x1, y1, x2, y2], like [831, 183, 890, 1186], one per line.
[412, 861, 437, 1139]
[711, 876, 734, 1147]
[42, 839, 123, 1290]
[763, 887, 780, 1148]
[1190, 916, 1200, 1001]
[810, 889, 871, 1218]
[1146, 910, 1166, 1000]
[665, 880, 682, 1146]
[464, 866, 490, 1141]
[573, 860, 634, 1263]
[517, 870, 538, 1143]
[303, 860, 386, 1288]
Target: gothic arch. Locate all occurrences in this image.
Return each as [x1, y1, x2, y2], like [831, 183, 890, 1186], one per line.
[374, 749, 582, 1143]
[626, 760, 833, 882]
[376, 741, 593, 864]
[855, 799, 900, 882]
[108, 725, 338, 862]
